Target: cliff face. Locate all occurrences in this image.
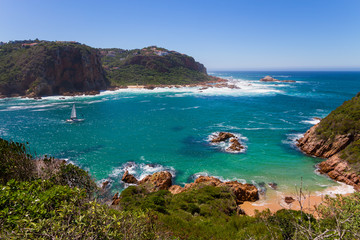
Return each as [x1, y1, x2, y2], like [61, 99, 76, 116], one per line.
[297, 93, 360, 190]
[0, 42, 108, 97]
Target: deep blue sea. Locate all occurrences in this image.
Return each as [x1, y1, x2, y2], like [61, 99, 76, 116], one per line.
[1, 71, 360, 196]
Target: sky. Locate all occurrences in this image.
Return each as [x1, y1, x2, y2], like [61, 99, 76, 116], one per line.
[1, 0, 359, 70]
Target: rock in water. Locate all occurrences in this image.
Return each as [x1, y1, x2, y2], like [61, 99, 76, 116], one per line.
[211, 132, 235, 142]
[121, 170, 138, 184]
[227, 138, 244, 152]
[260, 76, 276, 82]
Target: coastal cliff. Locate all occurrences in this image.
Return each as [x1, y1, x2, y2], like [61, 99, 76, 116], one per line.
[0, 41, 215, 97]
[0, 41, 108, 97]
[297, 93, 360, 190]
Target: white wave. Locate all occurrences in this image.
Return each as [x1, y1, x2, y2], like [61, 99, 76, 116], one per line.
[301, 117, 321, 125]
[191, 172, 247, 184]
[315, 182, 355, 197]
[108, 161, 176, 182]
[282, 133, 304, 148]
[177, 106, 200, 110]
[207, 132, 248, 153]
[0, 102, 66, 111]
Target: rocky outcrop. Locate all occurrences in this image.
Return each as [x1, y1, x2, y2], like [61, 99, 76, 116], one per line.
[121, 171, 259, 203]
[317, 155, 360, 191]
[297, 124, 358, 158]
[211, 132, 235, 143]
[121, 170, 138, 184]
[138, 171, 172, 192]
[210, 132, 245, 153]
[297, 123, 360, 190]
[260, 76, 295, 83]
[168, 176, 259, 203]
[227, 138, 244, 152]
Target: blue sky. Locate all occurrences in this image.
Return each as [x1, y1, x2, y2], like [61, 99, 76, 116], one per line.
[1, 0, 359, 70]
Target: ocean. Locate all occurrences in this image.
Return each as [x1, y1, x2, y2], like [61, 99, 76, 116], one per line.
[1, 71, 359, 197]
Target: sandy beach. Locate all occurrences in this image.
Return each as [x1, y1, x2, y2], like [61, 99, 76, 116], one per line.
[241, 183, 355, 216]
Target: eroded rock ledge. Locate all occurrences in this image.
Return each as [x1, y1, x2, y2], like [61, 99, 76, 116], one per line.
[297, 124, 360, 190]
[119, 171, 259, 204]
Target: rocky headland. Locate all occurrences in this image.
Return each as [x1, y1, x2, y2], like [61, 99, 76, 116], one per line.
[297, 93, 360, 190]
[0, 40, 227, 98]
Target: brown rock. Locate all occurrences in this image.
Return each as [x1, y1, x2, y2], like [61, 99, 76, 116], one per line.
[211, 132, 236, 143]
[101, 180, 110, 189]
[138, 171, 172, 192]
[224, 181, 259, 203]
[227, 138, 244, 152]
[121, 170, 138, 184]
[180, 176, 259, 203]
[169, 185, 185, 194]
[284, 196, 295, 204]
[111, 192, 120, 205]
[260, 76, 295, 83]
[260, 76, 277, 82]
[297, 124, 358, 158]
[268, 182, 278, 190]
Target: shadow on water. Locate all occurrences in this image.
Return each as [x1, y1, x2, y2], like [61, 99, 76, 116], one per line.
[178, 136, 215, 158]
[171, 126, 185, 132]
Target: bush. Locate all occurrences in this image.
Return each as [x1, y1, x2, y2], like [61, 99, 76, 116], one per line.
[0, 180, 159, 239]
[0, 138, 35, 184]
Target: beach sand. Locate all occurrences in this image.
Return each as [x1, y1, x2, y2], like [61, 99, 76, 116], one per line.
[241, 184, 355, 216]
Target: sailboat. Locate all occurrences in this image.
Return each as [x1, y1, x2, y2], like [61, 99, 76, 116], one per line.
[66, 104, 84, 123]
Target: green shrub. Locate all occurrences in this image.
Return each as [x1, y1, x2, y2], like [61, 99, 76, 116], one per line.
[0, 180, 159, 239]
[0, 138, 35, 184]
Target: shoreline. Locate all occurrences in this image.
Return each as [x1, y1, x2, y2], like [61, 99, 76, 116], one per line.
[0, 76, 231, 99]
[241, 182, 355, 216]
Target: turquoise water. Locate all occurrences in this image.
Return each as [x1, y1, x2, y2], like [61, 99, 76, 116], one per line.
[1, 71, 360, 194]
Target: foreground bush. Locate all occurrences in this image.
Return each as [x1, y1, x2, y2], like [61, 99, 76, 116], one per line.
[0, 179, 159, 239]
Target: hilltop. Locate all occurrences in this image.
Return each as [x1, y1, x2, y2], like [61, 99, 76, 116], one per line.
[0, 41, 215, 97]
[100, 46, 210, 86]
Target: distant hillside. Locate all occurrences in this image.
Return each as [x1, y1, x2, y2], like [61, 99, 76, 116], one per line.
[99, 46, 210, 86]
[0, 41, 213, 97]
[0, 41, 108, 97]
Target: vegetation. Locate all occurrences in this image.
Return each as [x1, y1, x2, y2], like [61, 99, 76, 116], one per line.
[315, 92, 360, 171]
[2, 137, 360, 239]
[99, 46, 211, 86]
[0, 40, 101, 96]
[0, 41, 212, 96]
[316, 92, 360, 139]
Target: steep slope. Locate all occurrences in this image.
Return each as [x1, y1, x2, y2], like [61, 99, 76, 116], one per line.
[297, 93, 360, 190]
[99, 46, 211, 86]
[0, 41, 108, 97]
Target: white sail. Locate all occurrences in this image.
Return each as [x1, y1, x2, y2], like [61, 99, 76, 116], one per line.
[71, 104, 77, 119]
